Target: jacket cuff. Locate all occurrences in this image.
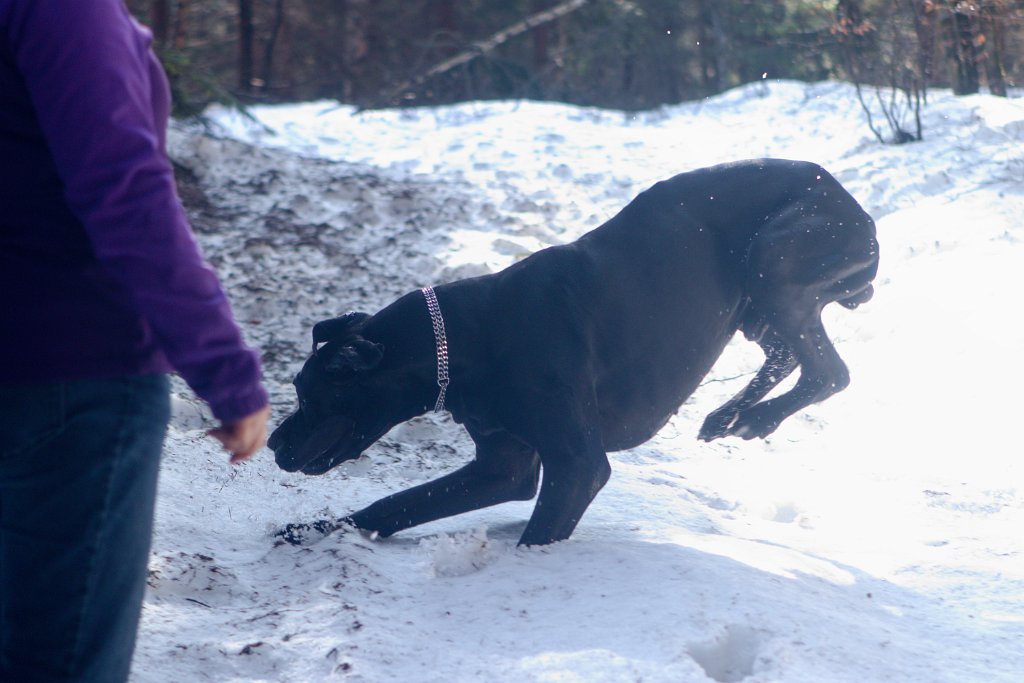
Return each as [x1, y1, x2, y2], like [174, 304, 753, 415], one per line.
[207, 383, 269, 424]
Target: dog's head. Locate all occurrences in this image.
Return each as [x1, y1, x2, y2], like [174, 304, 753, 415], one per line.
[269, 311, 425, 475]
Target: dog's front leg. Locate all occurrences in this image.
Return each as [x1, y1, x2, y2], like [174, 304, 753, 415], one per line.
[518, 444, 610, 546]
[514, 401, 611, 546]
[726, 317, 849, 440]
[699, 330, 797, 442]
[346, 428, 541, 539]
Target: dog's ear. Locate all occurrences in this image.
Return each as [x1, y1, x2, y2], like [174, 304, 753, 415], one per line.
[312, 312, 370, 350]
[325, 338, 384, 374]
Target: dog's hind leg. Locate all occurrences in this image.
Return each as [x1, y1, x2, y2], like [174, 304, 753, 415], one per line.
[698, 330, 798, 442]
[344, 429, 541, 540]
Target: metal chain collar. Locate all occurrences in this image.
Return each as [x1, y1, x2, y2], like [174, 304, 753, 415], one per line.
[421, 286, 449, 413]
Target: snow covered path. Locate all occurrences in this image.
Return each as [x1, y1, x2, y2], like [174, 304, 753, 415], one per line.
[135, 81, 1024, 682]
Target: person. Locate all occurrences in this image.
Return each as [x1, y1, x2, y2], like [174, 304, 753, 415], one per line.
[0, 1, 271, 680]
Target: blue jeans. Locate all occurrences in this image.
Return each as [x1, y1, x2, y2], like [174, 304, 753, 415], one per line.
[0, 375, 170, 683]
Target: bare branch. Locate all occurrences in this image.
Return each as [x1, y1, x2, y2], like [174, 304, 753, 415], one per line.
[370, 0, 592, 108]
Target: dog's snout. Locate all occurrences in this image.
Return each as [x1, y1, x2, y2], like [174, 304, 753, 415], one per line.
[267, 412, 295, 453]
[267, 425, 282, 452]
[270, 411, 360, 475]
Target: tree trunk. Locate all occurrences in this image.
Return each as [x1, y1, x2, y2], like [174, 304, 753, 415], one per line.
[260, 0, 287, 94]
[172, 0, 190, 50]
[531, 0, 553, 72]
[423, 0, 459, 66]
[697, 0, 729, 93]
[835, 0, 872, 81]
[150, 0, 170, 48]
[946, 3, 981, 95]
[431, 0, 458, 46]
[981, 1, 1009, 96]
[906, 0, 937, 89]
[238, 0, 255, 93]
[341, 0, 371, 100]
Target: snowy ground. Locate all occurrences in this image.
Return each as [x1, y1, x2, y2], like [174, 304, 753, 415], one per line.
[135, 81, 1024, 682]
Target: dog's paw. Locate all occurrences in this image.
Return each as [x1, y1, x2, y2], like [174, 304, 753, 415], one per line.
[273, 518, 347, 547]
[727, 405, 780, 440]
[700, 404, 782, 441]
[341, 515, 390, 542]
[698, 408, 740, 442]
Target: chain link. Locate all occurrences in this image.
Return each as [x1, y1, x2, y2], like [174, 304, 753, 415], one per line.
[421, 286, 449, 412]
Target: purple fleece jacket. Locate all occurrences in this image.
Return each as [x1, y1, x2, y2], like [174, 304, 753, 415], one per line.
[0, 0, 267, 423]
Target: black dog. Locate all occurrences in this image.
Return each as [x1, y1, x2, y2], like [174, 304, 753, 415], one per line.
[269, 159, 878, 547]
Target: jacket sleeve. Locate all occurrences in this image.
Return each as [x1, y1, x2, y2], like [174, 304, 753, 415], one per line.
[5, 0, 268, 422]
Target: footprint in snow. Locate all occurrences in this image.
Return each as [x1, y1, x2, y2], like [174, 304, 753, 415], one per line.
[420, 527, 496, 577]
[687, 624, 763, 683]
[146, 551, 249, 608]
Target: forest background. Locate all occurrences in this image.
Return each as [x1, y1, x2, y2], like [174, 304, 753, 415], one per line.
[127, 0, 1024, 125]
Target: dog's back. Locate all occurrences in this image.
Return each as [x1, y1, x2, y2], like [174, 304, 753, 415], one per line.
[489, 159, 877, 449]
[601, 158, 875, 272]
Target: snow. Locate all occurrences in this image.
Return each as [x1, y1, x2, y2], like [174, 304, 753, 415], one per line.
[136, 81, 1024, 682]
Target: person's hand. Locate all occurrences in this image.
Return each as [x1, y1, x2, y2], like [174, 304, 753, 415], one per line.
[208, 405, 271, 464]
